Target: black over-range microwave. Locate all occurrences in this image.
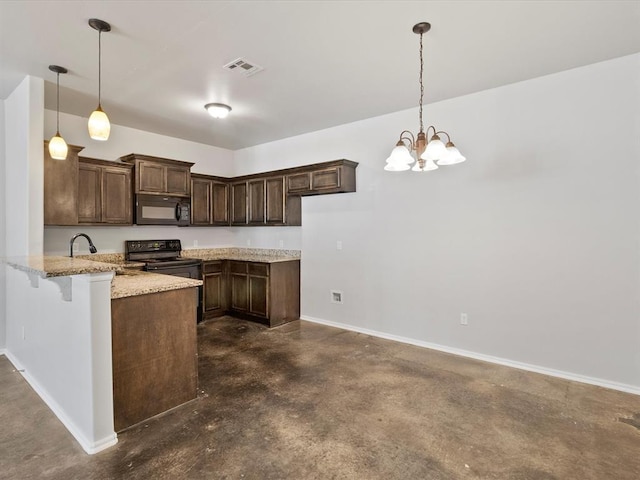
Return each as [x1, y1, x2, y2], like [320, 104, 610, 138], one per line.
[135, 194, 191, 226]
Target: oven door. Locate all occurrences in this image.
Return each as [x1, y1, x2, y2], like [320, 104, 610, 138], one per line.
[135, 194, 191, 226]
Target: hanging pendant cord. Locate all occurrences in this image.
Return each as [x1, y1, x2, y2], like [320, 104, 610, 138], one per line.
[98, 30, 102, 107]
[418, 32, 424, 133]
[56, 72, 60, 133]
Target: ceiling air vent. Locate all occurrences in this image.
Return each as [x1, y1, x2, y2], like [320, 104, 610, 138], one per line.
[223, 58, 264, 77]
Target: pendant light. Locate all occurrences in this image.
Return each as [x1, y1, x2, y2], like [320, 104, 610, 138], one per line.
[88, 18, 111, 141]
[384, 22, 466, 172]
[48, 65, 68, 160]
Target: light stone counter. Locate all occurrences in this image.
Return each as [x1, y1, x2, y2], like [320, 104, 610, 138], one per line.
[182, 247, 300, 263]
[110, 270, 202, 300]
[3, 255, 122, 278]
[75, 253, 145, 268]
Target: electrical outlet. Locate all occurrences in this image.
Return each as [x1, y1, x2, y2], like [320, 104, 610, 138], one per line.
[247, 239, 251, 246]
[22, 326, 26, 340]
[194, 239, 198, 247]
[279, 240, 284, 248]
[460, 313, 468, 326]
[336, 240, 343, 250]
[331, 290, 344, 304]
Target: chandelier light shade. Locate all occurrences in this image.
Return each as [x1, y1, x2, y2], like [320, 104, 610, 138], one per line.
[384, 22, 466, 172]
[205, 103, 232, 119]
[48, 65, 68, 160]
[88, 18, 111, 141]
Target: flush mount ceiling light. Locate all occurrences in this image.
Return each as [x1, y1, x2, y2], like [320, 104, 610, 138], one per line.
[48, 65, 68, 160]
[88, 18, 111, 141]
[384, 22, 466, 172]
[204, 103, 232, 119]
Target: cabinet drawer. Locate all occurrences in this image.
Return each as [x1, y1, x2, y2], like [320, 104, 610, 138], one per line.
[203, 261, 223, 274]
[248, 263, 269, 276]
[229, 261, 248, 274]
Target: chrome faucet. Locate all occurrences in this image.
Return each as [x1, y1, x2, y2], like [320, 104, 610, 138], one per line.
[69, 233, 98, 258]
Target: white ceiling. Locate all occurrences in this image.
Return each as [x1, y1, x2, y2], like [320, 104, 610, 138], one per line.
[2, 1, 640, 150]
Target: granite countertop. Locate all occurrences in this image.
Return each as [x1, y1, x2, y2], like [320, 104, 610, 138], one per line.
[75, 253, 145, 268]
[182, 247, 301, 263]
[3, 255, 122, 278]
[111, 270, 202, 300]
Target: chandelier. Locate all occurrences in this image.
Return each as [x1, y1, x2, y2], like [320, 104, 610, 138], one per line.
[385, 22, 466, 172]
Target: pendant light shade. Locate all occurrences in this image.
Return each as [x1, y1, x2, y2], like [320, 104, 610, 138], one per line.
[48, 134, 68, 160]
[384, 22, 466, 172]
[48, 65, 68, 160]
[88, 18, 111, 141]
[88, 106, 111, 141]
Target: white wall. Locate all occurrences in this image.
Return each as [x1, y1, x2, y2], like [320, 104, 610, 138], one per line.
[43, 111, 237, 254]
[5, 76, 44, 256]
[233, 53, 640, 391]
[0, 98, 6, 350]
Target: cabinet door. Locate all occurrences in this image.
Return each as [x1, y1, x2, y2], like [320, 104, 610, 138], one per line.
[311, 167, 341, 191]
[248, 179, 265, 225]
[212, 181, 230, 225]
[137, 161, 165, 193]
[230, 274, 249, 311]
[102, 166, 132, 224]
[230, 182, 248, 225]
[166, 166, 190, 196]
[248, 263, 269, 318]
[78, 163, 102, 223]
[286, 172, 311, 194]
[265, 177, 285, 224]
[204, 272, 223, 312]
[44, 142, 82, 225]
[191, 177, 212, 225]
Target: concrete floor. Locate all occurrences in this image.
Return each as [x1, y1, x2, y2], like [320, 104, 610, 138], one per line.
[1, 317, 639, 479]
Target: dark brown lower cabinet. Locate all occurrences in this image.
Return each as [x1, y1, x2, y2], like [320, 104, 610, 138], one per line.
[201, 259, 300, 327]
[202, 261, 228, 318]
[111, 287, 198, 432]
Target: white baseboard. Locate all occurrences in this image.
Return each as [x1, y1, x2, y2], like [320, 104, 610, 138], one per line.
[0, 349, 7, 357]
[3, 351, 118, 454]
[300, 315, 640, 396]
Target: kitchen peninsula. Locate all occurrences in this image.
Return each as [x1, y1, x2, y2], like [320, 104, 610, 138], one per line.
[2, 255, 202, 452]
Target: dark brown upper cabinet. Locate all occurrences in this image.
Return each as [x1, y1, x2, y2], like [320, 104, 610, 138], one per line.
[44, 141, 85, 226]
[230, 181, 248, 225]
[191, 174, 229, 226]
[120, 154, 194, 198]
[78, 157, 133, 225]
[285, 160, 357, 196]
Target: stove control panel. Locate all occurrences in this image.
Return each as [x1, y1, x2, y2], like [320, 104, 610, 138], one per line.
[125, 239, 182, 255]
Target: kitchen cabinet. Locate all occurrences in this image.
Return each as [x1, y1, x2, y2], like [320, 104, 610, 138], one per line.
[202, 260, 228, 320]
[191, 174, 229, 226]
[230, 181, 248, 225]
[230, 176, 301, 226]
[78, 157, 133, 225]
[44, 141, 85, 225]
[120, 153, 194, 197]
[111, 287, 198, 432]
[285, 159, 357, 196]
[227, 260, 300, 327]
